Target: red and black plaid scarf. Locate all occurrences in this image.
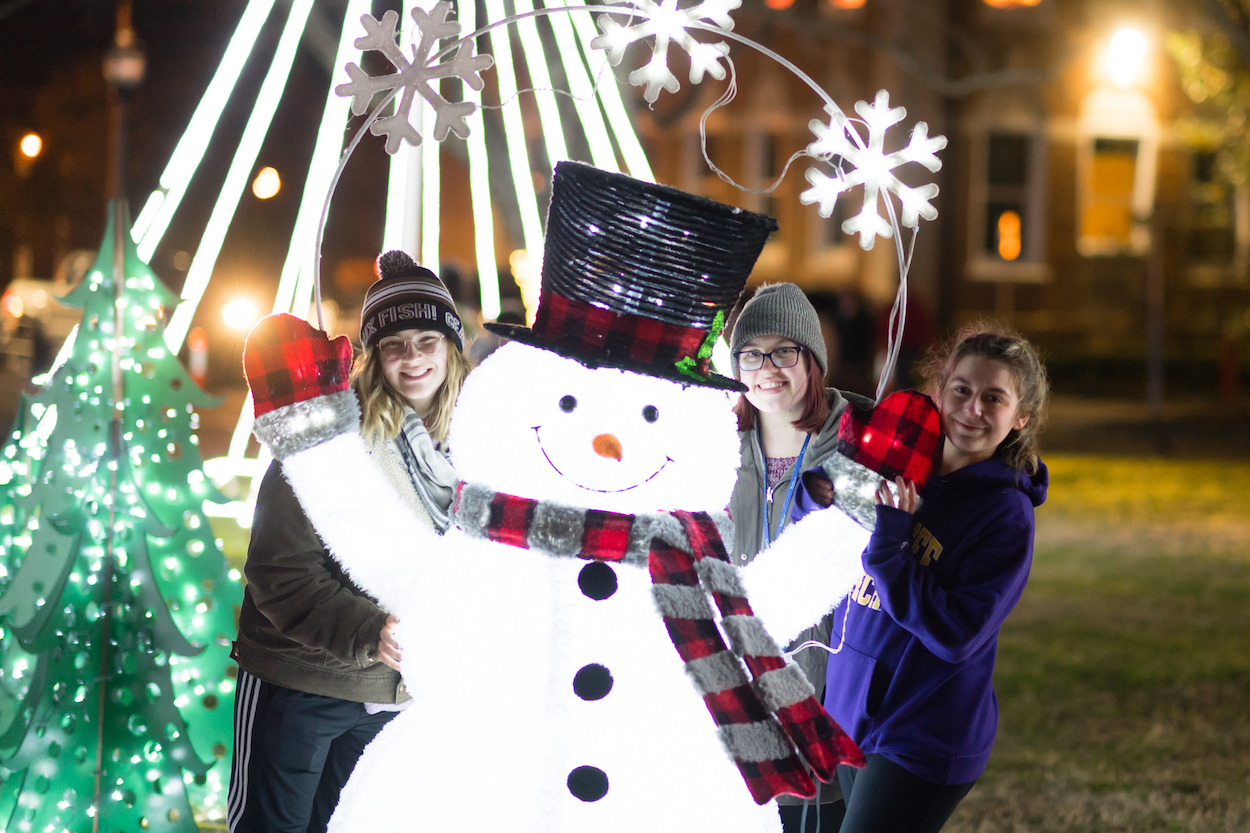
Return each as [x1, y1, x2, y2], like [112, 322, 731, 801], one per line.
[452, 484, 864, 804]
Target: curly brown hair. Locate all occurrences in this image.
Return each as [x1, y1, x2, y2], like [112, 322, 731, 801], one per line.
[919, 321, 1049, 475]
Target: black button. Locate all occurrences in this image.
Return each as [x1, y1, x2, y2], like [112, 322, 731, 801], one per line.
[578, 562, 617, 600]
[567, 765, 608, 802]
[573, 664, 613, 701]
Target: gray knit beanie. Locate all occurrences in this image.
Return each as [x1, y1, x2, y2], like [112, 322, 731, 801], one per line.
[729, 283, 828, 377]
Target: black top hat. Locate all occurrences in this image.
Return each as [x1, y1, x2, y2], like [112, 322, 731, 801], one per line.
[486, 162, 777, 391]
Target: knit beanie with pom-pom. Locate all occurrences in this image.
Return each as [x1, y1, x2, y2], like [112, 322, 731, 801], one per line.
[359, 251, 464, 350]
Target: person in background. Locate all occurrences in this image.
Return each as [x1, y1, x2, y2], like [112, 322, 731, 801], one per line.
[726, 282, 871, 832]
[227, 251, 469, 833]
[796, 322, 1049, 833]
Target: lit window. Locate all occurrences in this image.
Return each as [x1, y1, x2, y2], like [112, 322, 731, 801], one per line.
[967, 129, 1050, 283]
[1075, 85, 1158, 257]
[984, 134, 1030, 261]
[1081, 138, 1139, 247]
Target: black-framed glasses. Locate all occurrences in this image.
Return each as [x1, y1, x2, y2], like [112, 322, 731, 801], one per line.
[734, 346, 804, 371]
[378, 332, 445, 361]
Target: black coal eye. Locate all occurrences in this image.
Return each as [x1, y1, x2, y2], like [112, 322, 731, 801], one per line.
[559, 395, 577, 413]
[642, 405, 659, 423]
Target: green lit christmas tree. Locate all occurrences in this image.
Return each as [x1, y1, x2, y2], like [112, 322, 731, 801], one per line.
[0, 202, 242, 832]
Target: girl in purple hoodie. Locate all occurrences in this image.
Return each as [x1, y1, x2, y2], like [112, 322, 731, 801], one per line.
[796, 323, 1049, 833]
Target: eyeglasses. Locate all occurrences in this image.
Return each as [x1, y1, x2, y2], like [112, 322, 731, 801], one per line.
[378, 332, 445, 361]
[734, 346, 804, 371]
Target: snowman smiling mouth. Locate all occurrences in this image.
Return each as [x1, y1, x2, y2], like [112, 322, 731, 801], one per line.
[532, 426, 672, 493]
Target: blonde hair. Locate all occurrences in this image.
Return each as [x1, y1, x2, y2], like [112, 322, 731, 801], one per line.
[351, 336, 471, 446]
[920, 321, 1049, 475]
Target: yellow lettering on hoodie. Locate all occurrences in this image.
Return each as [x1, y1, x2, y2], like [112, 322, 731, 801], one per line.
[908, 523, 944, 566]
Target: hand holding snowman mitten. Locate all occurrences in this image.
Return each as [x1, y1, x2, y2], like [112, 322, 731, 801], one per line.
[822, 389, 943, 525]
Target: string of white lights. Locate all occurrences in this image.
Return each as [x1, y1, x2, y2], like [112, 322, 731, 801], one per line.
[383, 1, 424, 260]
[482, 0, 548, 287]
[278, 0, 372, 319]
[421, 76, 441, 269]
[163, 0, 316, 353]
[512, 0, 572, 168]
[133, 0, 277, 258]
[546, 7, 620, 172]
[459, 0, 502, 320]
[568, 10, 653, 180]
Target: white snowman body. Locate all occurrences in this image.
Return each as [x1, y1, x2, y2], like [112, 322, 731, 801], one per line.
[276, 342, 870, 833]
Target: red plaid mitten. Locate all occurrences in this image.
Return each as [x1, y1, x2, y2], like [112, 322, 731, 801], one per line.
[820, 390, 943, 528]
[837, 390, 943, 490]
[242, 313, 353, 418]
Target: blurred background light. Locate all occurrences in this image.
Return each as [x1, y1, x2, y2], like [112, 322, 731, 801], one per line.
[1108, 28, 1148, 88]
[19, 132, 42, 159]
[251, 166, 280, 199]
[997, 210, 1022, 261]
[221, 298, 257, 330]
[1, 290, 24, 318]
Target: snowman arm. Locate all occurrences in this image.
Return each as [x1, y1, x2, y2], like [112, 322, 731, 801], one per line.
[246, 461, 392, 666]
[281, 431, 439, 617]
[739, 507, 869, 648]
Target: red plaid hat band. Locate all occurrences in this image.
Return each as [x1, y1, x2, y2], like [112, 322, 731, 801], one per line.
[533, 292, 707, 370]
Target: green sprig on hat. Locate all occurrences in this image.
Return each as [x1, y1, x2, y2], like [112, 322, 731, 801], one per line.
[674, 309, 726, 382]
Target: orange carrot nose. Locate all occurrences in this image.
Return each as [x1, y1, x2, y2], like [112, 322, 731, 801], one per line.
[592, 434, 623, 461]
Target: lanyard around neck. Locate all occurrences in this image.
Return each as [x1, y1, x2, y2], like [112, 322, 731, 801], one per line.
[762, 432, 811, 548]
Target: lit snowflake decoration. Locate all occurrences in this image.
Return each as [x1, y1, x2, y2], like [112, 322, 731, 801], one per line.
[336, 2, 494, 154]
[801, 90, 948, 250]
[591, 0, 740, 104]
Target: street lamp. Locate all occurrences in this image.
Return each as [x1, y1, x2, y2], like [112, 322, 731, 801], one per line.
[102, 0, 145, 202]
[1087, 25, 1163, 421]
[1107, 28, 1148, 89]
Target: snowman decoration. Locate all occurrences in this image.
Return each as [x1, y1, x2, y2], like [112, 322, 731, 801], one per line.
[242, 163, 883, 833]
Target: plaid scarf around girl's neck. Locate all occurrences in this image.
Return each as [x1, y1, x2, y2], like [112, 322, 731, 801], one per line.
[452, 483, 864, 804]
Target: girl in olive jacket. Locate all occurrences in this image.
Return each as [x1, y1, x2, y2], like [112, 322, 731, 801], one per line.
[228, 253, 468, 833]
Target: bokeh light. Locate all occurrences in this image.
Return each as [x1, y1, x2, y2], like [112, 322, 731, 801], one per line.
[251, 166, 280, 199]
[997, 210, 1022, 261]
[222, 299, 257, 330]
[1108, 28, 1147, 88]
[19, 132, 43, 159]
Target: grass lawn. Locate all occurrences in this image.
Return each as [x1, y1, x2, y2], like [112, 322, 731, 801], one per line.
[946, 455, 1250, 832]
